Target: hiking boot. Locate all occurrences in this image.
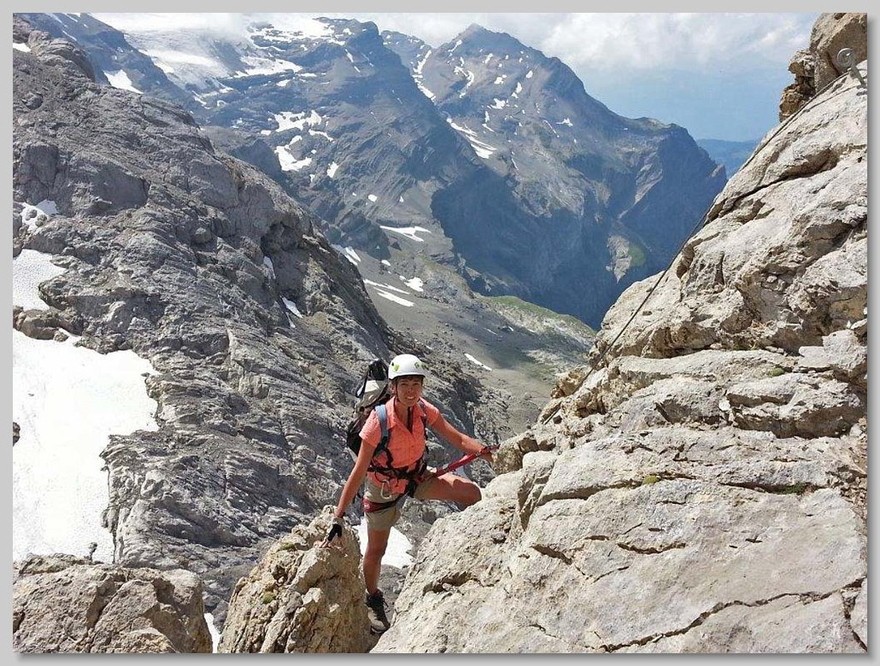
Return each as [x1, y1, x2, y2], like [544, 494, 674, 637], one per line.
[365, 589, 390, 634]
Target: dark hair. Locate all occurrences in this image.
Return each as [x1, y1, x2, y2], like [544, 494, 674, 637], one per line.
[392, 375, 424, 386]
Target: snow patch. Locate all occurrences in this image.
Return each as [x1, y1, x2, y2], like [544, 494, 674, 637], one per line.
[338, 246, 361, 265]
[357, 523, 413, 568]
[13, 249, 66, 310]
[237, 55, 302, 77]
[447, 119, 496, 159]
[275, 146, 311, 172]
[19, 199, 59, 233]
[375, 291, 414, 307]
[282, 297, 303, 318]
[104, 70, 142, 93]
[402, 277, 424, 293]
[365, 280, 410, 296]
[263, 256, 275, 279]
[205, 613, 221, 653]
[465, 353, 493, 371]
[380, 225, 432, 242]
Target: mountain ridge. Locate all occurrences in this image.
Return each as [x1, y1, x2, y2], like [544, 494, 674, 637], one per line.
[22, 12, 725, 328]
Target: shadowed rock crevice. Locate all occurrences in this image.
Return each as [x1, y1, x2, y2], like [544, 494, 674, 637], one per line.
[605, 589, 852, 652]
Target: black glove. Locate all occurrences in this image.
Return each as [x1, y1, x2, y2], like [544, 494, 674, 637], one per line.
[324, 516, 344, 545]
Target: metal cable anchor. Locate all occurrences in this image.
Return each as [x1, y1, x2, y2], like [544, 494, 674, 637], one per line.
[836, 48, 866, 87]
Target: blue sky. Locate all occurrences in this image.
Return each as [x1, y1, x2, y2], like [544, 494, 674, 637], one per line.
[93, 11, 821, 142]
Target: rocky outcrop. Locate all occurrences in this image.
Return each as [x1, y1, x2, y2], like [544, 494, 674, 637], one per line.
[13, 555, 211, 653]
[374, 22, 867, 654]
[780, 13, 866, 120]
[219, 510, 375, 653]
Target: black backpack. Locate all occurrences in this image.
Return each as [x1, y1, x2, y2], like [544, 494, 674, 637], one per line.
[345, 359, 392, 458]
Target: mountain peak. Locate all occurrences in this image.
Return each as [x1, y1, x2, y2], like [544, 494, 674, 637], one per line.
[460, 23, 488, 38]
[452, 23, 528, 52]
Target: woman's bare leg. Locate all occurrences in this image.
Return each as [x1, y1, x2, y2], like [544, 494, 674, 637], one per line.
[416, 473, 481, 508]
[363, 527, 391, 593]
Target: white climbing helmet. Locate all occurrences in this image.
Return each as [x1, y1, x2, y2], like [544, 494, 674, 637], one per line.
[388, 353, 428, 380]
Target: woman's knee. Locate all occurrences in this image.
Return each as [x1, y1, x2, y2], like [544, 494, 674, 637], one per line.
[458, 480, 482, 507]
[365, 532, 390, 559]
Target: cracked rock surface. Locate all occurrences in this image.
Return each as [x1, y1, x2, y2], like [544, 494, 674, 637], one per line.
[375, 23, 866, 654]
[13, 555, 212, 653]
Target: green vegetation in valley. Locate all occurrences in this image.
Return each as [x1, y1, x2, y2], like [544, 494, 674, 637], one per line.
[627, 241, 647, 268]
[486, 295, 596, 338]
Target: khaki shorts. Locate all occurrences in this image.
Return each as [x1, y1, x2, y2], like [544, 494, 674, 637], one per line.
[363, 475, 438, 531]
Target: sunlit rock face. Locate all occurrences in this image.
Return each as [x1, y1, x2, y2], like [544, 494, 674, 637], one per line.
[779, 12, 867, 121]
[376, 15, 866, 654]
[13, 554, 213, 654]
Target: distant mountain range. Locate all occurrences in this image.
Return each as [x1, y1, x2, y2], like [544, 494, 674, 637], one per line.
[20, 12, 727, 328]
[696, 138, 760, 178]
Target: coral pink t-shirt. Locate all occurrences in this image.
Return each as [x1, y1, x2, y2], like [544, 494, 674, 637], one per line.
[359, 397, 441, 495]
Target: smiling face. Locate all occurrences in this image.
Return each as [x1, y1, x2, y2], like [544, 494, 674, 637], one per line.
[392, 376, 424, 407]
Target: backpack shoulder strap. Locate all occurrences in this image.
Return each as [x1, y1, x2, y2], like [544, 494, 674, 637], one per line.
[371, 403, 396, 468]
[375, 403, 390, 450]
[418, 399, 429, 429]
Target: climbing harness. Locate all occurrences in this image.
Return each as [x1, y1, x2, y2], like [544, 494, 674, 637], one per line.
[363, 443, 497, 514]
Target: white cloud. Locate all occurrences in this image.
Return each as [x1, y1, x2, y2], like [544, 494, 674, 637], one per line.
[91, 11, 820, 140]
[96, 12, 814, 77]
[94, 12, 250, 38]
[259, 12, 813, 75]
[541, 13, 813, 74]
